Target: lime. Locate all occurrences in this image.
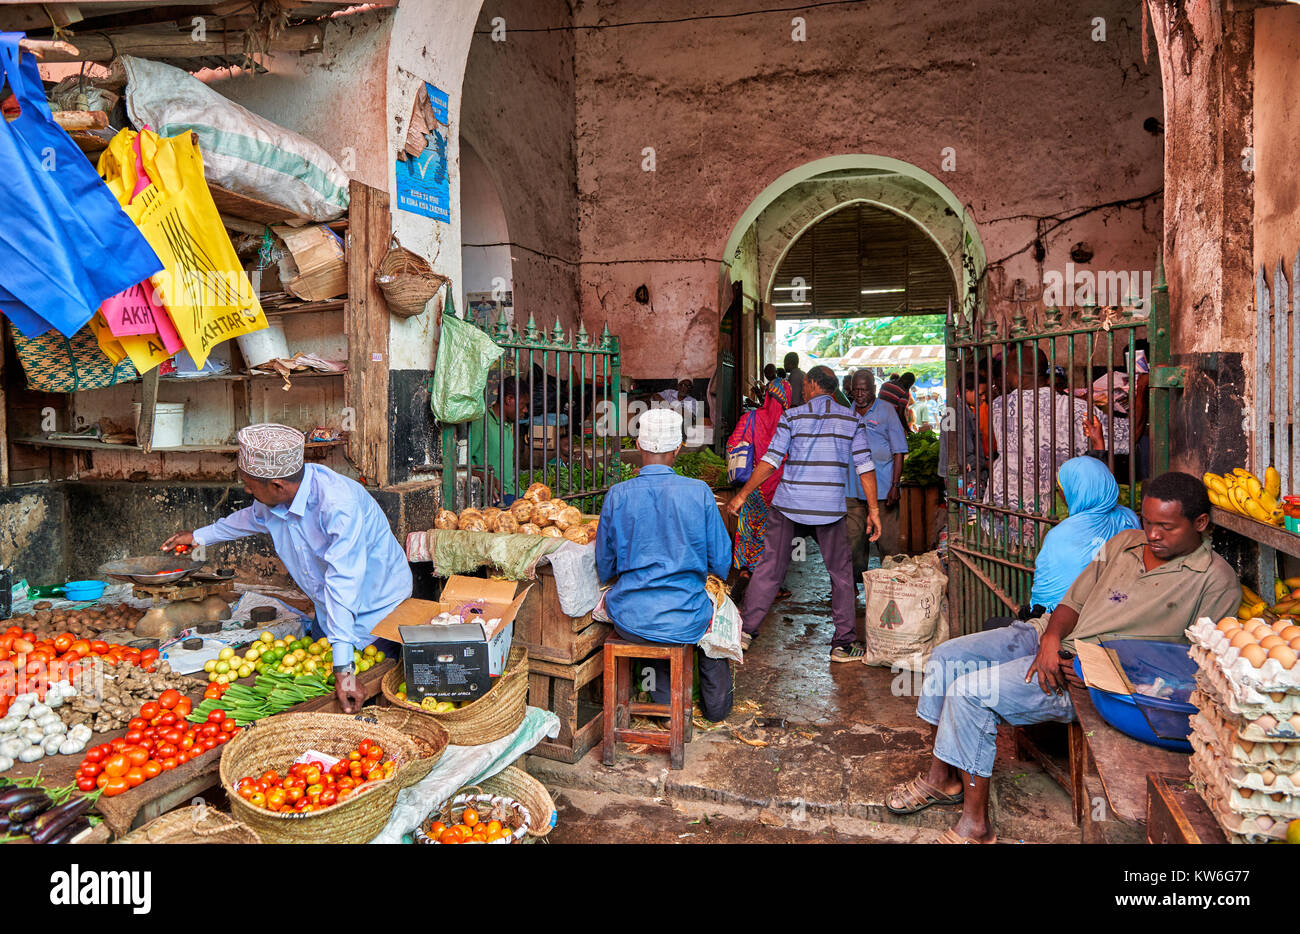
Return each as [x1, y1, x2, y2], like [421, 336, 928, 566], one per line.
[215, 660, 230, 674]
[238, 665, 252, 679]
[374, 651, 386, 663]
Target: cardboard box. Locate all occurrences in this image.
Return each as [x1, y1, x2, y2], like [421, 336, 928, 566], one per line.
[273, 224, 347, 302]
[370, 576, 531, 700]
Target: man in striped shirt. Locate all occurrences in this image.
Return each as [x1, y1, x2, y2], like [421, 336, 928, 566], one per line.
[727, 365, 881, 661]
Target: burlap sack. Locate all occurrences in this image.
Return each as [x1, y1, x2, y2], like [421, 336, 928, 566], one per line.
[861, 551, 948, 672]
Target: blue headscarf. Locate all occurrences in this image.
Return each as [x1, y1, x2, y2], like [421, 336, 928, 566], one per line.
[1030, 456, 1141, 611]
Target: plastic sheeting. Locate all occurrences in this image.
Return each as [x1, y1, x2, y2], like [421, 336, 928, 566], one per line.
[368, 707, 560, 843]
[540, 541, 601, 618]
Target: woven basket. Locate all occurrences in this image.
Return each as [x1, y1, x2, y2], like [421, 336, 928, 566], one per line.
[218, 710, 436, 844]
[375, 240, 447, 318]
[415, 785, 530, 844]
[480, 766, 556, 838]
[9, 322, 138, 392]
[381, 645, 529, 746]
[117, 807, 261, 844]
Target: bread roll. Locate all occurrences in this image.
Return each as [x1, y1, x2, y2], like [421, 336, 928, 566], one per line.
[435, 509, 459, 530]
[563, 525, 592, 544]
[524, 482, 552, 504]
[519, 523, 542, 535]
[554, 506, 583, 531]
[510, 499, 535, 523]
[541, 525, 564, 538]
[493, 511, 520, 534]
[457, 508, 484, 531]
[482, 507, 503, 527]
[532, 500, 561, 527]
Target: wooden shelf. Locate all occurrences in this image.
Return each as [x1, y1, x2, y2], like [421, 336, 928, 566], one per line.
[1211, 507, 1300, 560]
[15, 437, 346, 455]
[160, 369, 346, 383]
[263, 299, 347, 317]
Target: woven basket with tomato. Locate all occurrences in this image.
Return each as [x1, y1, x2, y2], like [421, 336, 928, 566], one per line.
[218, 709, 447, 844]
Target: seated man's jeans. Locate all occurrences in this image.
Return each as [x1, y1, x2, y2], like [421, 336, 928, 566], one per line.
[916, 622, 1075, 778]
[613, 624, 733, 723]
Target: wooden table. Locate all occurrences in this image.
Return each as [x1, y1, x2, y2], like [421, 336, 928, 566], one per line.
[1145, 773, 1227, 844]
[6, 659, 396, 838]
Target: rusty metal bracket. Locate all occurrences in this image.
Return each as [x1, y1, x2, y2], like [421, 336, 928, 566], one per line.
[1150, 364, 1187, 389]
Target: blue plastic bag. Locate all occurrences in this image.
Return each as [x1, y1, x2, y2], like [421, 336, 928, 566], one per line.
[0, 33, 162, 337]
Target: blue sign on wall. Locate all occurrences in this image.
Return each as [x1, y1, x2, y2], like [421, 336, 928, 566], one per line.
[395, 82, 451, 222]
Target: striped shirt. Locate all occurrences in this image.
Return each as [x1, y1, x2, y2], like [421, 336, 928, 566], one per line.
[763, 394, 875, 525]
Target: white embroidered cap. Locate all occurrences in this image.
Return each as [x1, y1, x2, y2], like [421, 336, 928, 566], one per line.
[237, 423, 305, 479]
[637, 408, 683, 454]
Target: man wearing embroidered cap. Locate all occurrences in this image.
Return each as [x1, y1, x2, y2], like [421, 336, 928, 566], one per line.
[161, 423, 412, 713]
[595, 407, 735, 721]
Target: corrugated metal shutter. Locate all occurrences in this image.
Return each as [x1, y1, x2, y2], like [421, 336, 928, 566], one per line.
[772, 203, 954, 319]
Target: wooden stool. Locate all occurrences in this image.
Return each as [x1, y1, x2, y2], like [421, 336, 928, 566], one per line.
[602, 638, 693, 769]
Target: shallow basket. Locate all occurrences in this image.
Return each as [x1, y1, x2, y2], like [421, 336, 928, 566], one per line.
[414, 767, 555, 844]
[480, 766, 556, 838]
[116, 807, 261, 845]
[218, 710, 440, 844]
[381, 645, 529, 746]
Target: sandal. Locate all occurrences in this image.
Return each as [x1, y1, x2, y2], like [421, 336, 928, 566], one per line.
[740, 632, 754, 650]
[829, 643, 866, 663]
[885, 775, 964, 814]
[937, 827, 997, 845]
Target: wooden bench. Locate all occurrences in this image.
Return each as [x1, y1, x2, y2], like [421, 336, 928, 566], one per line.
[1015, 685, 1193, 843]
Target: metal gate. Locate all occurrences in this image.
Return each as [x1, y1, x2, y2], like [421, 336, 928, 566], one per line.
[440, 310, 622, 513]
[944, 265, 1172, 634]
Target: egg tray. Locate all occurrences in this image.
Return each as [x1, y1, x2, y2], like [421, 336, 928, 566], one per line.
[1190, 646, 1300, 717]
[1190, 742, 1300, 825]
[1187, 618, 1300, 694]
[1189, 729, 1300, 797]
[1189, 751, 1293, 843]
[1190, 687, 1300, 745]
[1190, 712, 1300, 777]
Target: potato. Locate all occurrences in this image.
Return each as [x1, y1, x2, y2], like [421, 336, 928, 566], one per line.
[524, 482, 552, 504]
[434, 509, 460, 530]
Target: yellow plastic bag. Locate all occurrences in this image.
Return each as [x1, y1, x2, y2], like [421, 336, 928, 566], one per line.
[98, 129, 267, 367]
[87, 309, 172, 373]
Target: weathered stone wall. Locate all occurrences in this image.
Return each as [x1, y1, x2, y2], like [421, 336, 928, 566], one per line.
[462, 0, 582, 336]
[573, 0, 1164, 378]
[1253, 7, 1300, 281]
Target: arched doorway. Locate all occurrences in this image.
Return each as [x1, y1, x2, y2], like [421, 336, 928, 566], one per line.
[459, 137, 514, 329]
[716, 154, 985, 436]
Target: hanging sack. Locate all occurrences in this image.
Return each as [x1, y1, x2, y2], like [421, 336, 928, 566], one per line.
[98, 128, 269, 369]
[0, 33, 163, 338]
[10, 321, 138, 393]
[376, 238, 448, 318]
[726, 410, 757, 485]
[429, 294, 504, 424]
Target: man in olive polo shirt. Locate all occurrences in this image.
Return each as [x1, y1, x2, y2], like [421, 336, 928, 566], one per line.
[884, 471, 1239, 843]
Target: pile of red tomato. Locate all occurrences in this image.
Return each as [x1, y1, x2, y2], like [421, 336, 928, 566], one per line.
[236, 738, 395, 814]
[0, 625, 160, 716]
[74, 688, 241, 797]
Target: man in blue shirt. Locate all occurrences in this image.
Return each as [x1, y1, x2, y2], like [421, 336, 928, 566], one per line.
[727, 366, 881, 662]
[845, 369, 909, 575]
[162, 424, 412, 714]
[596, 409, 734, 721]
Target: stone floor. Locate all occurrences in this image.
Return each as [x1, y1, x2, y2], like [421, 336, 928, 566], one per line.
[530, 543, 1081, 844]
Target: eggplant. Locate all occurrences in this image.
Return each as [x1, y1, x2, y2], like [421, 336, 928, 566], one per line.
[0, 787, 47, 811]
[29, 796, 93, 844]
[44, 816, 91, 845]
[0, 816, 10, 835]
[8, 793, 52, 823]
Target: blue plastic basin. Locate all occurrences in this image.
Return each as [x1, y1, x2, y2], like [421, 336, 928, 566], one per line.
[1072, 639, 1197, 753]
[63, 580, 106, 601]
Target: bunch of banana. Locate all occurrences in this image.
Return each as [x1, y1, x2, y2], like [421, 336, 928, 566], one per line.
[1238, 578, 1300, 620]
[1204, 466, 1284, 526]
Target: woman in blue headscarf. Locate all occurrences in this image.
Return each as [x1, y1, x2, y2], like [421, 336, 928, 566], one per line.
[1024, 456, 1141, 615]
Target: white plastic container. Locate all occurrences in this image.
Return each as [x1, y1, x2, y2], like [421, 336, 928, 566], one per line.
[236, 323, 288, 368]
[132, 402, 186, 448]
